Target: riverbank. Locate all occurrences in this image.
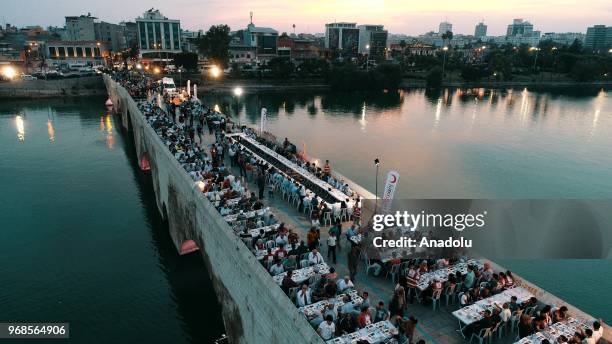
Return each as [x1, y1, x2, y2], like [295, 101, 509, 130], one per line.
[0, 76, 106, 98]
[171, 74, 611, 93]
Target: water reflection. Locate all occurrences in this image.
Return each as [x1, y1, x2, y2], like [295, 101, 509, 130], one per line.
[16, 115, 25, 141]
[47, 119, 55, 142]
[100, 114, 115, 149]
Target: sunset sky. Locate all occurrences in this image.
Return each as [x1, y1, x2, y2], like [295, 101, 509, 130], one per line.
[2, 0, 611, 35]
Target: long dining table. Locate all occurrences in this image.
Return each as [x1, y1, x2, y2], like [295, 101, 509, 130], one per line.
[227, 132, 353, 205]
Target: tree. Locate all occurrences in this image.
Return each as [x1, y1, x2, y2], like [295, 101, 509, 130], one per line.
[198, 25, 231, 68]
[426, 66, 443, 88]
[173, 52, 198, 70]
[570, 59, 602, 81]
[267, 57, 294, 78]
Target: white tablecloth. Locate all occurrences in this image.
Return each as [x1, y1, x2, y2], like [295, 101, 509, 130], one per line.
[452, 287, 533, 325]
[272, 263, 330, 285]
[326, 320, 398, 344]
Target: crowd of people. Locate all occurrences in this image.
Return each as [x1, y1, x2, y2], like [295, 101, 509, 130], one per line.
[111, 71, 605, 344]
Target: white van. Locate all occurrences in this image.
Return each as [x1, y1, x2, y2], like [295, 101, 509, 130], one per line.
[161, 77, 177, 95]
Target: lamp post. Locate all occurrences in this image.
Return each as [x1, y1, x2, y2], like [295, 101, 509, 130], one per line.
[442, 46, 449, 79]
[365, 44, 370, 71]
[374, 158, 380, 214]
[530, 47, 540, 72]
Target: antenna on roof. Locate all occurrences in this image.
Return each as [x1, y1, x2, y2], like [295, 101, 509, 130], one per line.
[250, 11, 253, 25]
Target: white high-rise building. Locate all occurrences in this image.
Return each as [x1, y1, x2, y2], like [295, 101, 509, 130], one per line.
[438, 21, 452, 34]
[136, 8, 181, 60]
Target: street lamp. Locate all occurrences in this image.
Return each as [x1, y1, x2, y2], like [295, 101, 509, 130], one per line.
[210, 65, 221, 79]
[530, 47, 540, 72]
[442, 46, 449, 78]
[374, 158, 380, 214]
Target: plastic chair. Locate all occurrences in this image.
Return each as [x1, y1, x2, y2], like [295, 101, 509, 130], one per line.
[300, 259, 310, 269]
[430, 288, 443, 311]
[322, 212, 332, 226]
[265, 240, 276, 249]
[470, 328, 491, 344]
[444, 284, 456, 306]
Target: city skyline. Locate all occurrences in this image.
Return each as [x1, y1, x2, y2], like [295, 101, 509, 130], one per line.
[2, 0, 611, 36]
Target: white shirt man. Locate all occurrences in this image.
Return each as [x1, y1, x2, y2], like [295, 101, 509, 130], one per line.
[296, 286, 312, 307]
[308, 249, 324, 265]
[317, 317, 336, 340]
[275, 234, 288, 247]
[269, 262, 284, 276]
[337, 276, 354, 293]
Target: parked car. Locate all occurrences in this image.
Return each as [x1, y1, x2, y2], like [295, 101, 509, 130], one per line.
[20, 74, 38, 81]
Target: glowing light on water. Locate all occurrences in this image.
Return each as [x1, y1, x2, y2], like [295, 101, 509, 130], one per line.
[47, 119, 55, 142]
[16, 115, 25, 141]
[105, 115, 114, 149]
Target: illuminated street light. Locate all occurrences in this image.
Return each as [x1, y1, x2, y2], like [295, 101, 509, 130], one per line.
[153, 67, 161, 74]
[233, 87, 243, 97]
[210, 65, 221, 78]
[442, 46, 449, 51]
[2, 66, 17, 79]
[135, 63, 142, 70]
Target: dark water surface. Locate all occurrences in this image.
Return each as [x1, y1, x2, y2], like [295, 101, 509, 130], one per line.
[0, 97, 224, 343]
[204, 87, 612, 322]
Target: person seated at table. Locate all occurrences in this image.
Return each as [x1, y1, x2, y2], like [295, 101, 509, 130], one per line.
[312, 303, 338, 328]
[552, 306, 567, 323]
[291, 241, 309, 257]
[308, 248, 324, 266]
[360, 291, 371, 309]
[461, 309, 495, 339]
[322, 279, 337, 298]
[269, 259, 285, 276]
[357, 306, 373, 328]
[219, 204, 232, 216]
[337, 276, 354, 293]
[275, 232, 289, 247]
[557, 335, 569, 344]
[508, 296, 520, 313]
[418, 260, 429, 274]
[405, 264, 420, 304]
[533, 315, 547, 331]
[325, 267, 338, 281]
[422, 278, 443, 305]
[592, 321, 604, 343]
[540, 305, 553, 327]
[265, 214, 277, 226]
[496, 302, 512, 324]
[274, 244, 288, 261]
[296, 283, 312, 307]
[287, 229, 299, 246]
[252, 199, 264, 211]
[254, 238, 265, 251]
[319, 203, 331, 222]
[262, 248, 275, 264]
[520, 296, 539, 313]
[281, 269, 298, 294]
[387, 251, 402, 267]
[463, 265, 476, 290]
[337, 312, 358, 335]
[459, 290, 472, 306]
[374, 301, 390, 323]
[504, 270, 515, 288]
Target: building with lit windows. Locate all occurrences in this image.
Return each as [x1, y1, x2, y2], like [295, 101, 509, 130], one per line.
[45, 41, 108, 68]
[135, 8, 181, 61]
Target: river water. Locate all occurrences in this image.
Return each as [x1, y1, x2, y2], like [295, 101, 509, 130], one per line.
[0, 97, 224, 343]
[0, 88, 609, 344]
[203, 87, 612, 322]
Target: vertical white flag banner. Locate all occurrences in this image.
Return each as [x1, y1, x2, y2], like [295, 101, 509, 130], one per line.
[193, 84, 198, 98]
[260, 107, 268, 133]
[381, 170, 400, 213]
[187, 80, 191, 96]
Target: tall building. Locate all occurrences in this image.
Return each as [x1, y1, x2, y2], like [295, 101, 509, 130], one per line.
[506, 19, 534, 37]
[94, 21, 125, 52]
[541, 32, 585, 46]
[65, 14, 96, 41]
[474, 22, 487, 39]
[136, 8, 181, 60]
[358, 25, 387, 56]
[585, 25, 612, 53]
[325, 22, 360, 56]
[229, 15, 279, 65]
[438, 21, 452, 34]
[120, 22, 138, 49]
